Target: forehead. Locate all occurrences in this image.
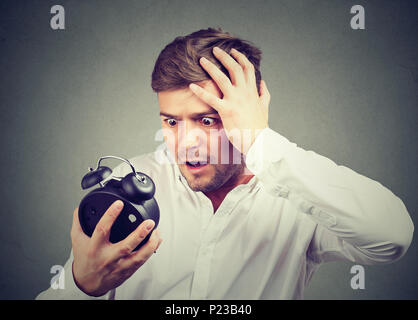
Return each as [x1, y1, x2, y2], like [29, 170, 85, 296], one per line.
[157, 80, 221, 116]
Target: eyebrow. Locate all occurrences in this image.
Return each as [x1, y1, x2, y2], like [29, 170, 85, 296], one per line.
[159, 111, 219, 119]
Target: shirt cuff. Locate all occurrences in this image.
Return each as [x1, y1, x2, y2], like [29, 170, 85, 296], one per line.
[67, 261, 112, 300]
[245, 127, 296, 176]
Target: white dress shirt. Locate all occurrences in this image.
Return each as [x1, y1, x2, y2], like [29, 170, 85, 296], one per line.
[36, 128, 414, 299]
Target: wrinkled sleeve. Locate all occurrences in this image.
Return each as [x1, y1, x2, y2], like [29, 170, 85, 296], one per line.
[245, 127, 414, 265]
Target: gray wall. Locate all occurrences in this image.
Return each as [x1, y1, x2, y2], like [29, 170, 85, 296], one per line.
[0, 0, 417, 299]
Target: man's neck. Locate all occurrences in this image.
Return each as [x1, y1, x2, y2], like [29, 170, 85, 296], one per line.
[203, 173, 254, 213]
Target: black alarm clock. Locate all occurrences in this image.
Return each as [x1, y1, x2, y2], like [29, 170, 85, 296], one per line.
[78, 155, 160, 251]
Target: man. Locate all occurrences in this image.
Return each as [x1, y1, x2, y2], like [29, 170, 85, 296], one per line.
[37, 28, 413, 299]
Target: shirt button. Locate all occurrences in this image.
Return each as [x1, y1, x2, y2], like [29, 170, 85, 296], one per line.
[309, 207, 337, 227]
[276, 186, 289, 198]
[300, 201, 311, 213]
[310, 206, 321, 216]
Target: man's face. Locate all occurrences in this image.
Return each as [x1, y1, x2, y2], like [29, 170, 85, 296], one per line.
[158, 80, 245, 193]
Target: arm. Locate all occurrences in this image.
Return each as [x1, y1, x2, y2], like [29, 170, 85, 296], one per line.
[245, 127, 414, 264]
[188, 46, 413, 265]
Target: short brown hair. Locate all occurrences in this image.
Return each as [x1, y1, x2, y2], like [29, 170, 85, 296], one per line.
[151, 28, 262, 93]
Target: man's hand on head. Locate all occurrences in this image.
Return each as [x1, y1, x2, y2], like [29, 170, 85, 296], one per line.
[188, 47, 270, 155]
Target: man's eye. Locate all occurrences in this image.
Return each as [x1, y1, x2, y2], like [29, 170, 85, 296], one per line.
[166, 119, 177, 127]
[200, 117, 217, 126]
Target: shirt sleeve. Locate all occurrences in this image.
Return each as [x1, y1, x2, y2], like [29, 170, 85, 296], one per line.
[245, 127, 414, 265]
[35, 250, 115, 300]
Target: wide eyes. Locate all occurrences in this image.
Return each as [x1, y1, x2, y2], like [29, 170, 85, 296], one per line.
[200, 117, 217, 126]
[164, 117, 218, 127]
[166, 119, 177, 127]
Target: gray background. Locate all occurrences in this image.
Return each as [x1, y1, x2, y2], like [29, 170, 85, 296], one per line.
[0, 0, 417, 299]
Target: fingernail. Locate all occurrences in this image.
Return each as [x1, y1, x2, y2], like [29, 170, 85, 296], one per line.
[213, 46, 221, 53]
[115, 200, 123, 209]
[189, 83, 198, 90]
[200, 57, 208, 64]
[146, 220, 155, 231]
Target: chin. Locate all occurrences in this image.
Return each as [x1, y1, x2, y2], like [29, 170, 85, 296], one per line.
[181, 173, 214, 192]
[188, 182, 221, 193]
[180, 163, 242, 193]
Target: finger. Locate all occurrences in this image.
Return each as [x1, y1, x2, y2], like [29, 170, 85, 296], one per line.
[117, 228, 162, 271]
[229, 48, 257, 89]
[212, 47, 246, 88]
[199, 57, 233, 97]
[259, 80, 271, 108]
[71, 207, 89, 244]
[91, 200, 124, 249]
[114, 219, 155, 258]
[189, 83, 225, 112]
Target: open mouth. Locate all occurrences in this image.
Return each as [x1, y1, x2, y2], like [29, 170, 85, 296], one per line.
[186, 160, 208, 168]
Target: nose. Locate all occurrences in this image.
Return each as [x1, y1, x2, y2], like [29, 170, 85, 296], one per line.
[178, 121, 204, 149]
[178, 121, 208, 160]
[184, 130, 201, 149]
